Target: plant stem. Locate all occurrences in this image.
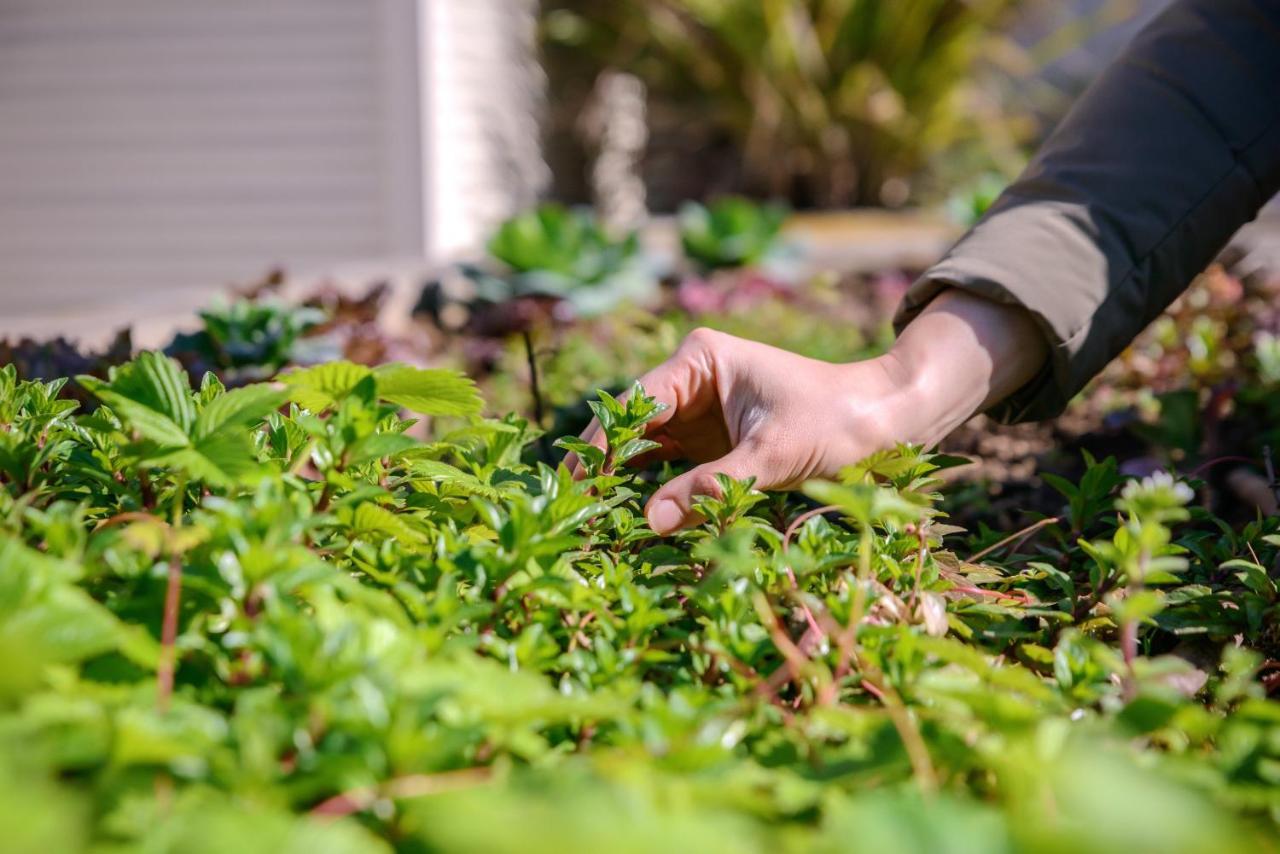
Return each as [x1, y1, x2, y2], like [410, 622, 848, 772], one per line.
[157, 475, 187, 713]
[138, 469, 156, 509]
[170, 474, 186, 527]
[315, 480, 333, 512]
[521, 329, 545, 428]
[521, 328, 553, 463]
[311, 767, 493, 819]
[1120, 549, 1149, 702]
[157, 552, 182, 712]
[967, 516, 1060, 563]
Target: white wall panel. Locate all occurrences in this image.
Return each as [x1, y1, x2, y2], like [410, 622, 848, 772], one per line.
[0, 0, 424, 315]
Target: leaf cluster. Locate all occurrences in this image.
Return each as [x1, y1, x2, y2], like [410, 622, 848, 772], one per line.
[0, 355, 1278, 852]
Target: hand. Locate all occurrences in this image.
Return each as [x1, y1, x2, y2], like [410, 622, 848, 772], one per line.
[574, 289, 1047, 534]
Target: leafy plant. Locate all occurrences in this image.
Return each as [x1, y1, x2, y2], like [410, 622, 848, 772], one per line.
[166, 297, 328, 383]
[475, 204, 656, 317]
[0, 354, 1278, 852]
[542, 0, 1038, 206]
[678, 196, 789, 271]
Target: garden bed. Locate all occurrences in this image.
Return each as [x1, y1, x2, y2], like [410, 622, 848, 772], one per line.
[3, 201, 1280, 851]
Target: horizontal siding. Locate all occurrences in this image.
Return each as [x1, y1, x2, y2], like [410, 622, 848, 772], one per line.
[0, 0, 420, 315]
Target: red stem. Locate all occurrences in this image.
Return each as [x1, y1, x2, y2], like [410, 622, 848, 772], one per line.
[967, 516, 1060, 563]
[157, 554, 182, 711]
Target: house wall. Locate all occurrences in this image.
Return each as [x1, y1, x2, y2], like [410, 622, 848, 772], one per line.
[0, 0, 544, 328]
[420, 0, 546, 258]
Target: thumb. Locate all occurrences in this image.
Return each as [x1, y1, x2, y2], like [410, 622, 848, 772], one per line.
[645, 444, 760, 535]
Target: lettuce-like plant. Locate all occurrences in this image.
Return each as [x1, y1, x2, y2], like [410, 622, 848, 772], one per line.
[678, 196, 788, 271]
[478, 204, 655, 317]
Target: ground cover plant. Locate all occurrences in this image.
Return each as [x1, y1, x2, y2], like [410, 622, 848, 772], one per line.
[2, 348, 1280, 853]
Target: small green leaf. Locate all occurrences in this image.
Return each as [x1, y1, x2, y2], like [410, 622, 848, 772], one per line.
[611, 437, 660, 467]
[346, 433, 419, 468]
[280, 361, 373, 411]
[194, 384, 287, 439]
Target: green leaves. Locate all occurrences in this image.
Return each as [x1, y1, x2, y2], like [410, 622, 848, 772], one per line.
[803, 479, 926, 529]
[79, 352, 194, 447]
[278, 360, 372, 412]
[8, 356, 1280, 851]
[281, 360, 482, 416]
[678, 196, 787, 271]
[555, 382, 666, 477]
[194, 383, 287, 439]
[488, 203, 639, 283]
[372, 364, 482, 416]
[76, 355, 285, 487]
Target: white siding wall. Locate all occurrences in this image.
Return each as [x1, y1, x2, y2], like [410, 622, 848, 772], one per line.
[0, 0, 425, 317]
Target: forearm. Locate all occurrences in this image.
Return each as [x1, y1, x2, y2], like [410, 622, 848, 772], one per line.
[883, 288, 1047, 446]
[895, 0, 1280, 423]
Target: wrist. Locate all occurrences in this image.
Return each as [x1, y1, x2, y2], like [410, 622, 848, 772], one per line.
[898, 287, 1047, 421]
[875, 347, 969, 448]
[827, 350, 949, 458]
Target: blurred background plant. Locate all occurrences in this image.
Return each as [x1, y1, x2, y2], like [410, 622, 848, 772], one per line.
[678, 196, 789, 271]
[165, 297, 327, 385]
[540, 0, 1086, 209]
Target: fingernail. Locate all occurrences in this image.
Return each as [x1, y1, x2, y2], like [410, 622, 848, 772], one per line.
[647, 499, 683, 534]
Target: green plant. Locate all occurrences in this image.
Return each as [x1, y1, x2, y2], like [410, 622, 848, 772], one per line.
[489, 204, 639, 282]
[543, 0, 1038, 206]
[166, 298, 328, 382]
[678, 196, 789, 271]
[945, 173, 1007, 227]
[0, 355, 1278, 852]
[476, 204, 656, 317]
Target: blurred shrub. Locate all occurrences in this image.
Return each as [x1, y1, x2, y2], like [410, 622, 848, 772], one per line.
[489, 203, 640, 282]
[166, 298, 326, 384]
[945, 173, 1008, 227]
[542, 0, 1039, 207]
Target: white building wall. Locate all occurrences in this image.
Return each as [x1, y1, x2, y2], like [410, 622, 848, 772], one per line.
[421, 0, 546, 258]
[0, 0, 542, 324]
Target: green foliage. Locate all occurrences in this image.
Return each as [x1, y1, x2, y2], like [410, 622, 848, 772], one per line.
[1, 355, 1279, 851]
[476, 204, 656, 317]
[946, 173, 1007, 227]
[488, 204, 639, 282]
[543, 0, 1035, 206]
[166, 298, 327, 380]
[678, 197, 788, 271]
[279, 360, 482, 417]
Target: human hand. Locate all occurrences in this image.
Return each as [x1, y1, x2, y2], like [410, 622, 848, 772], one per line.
[571, 289, 1047, 534]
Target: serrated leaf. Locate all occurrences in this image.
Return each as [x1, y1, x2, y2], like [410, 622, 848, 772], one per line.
[554, 437, 605, 473]
[350, 503, 427, 544]
[280, 361, 373, 411]
[78, 379, 190, 448]
[372, 364, 482, 416]
[145, 431, 262, 487]
[407, 459, 502, 500]
[79, 353, 196, 447]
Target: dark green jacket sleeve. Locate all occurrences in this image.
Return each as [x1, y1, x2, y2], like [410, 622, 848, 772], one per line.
[894, 0, 1280, 423]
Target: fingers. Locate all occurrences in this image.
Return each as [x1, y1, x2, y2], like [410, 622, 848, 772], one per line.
[644, 443, 759, 535]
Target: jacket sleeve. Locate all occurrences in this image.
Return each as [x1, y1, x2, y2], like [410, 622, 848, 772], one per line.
[893, 0, 1280, 423]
